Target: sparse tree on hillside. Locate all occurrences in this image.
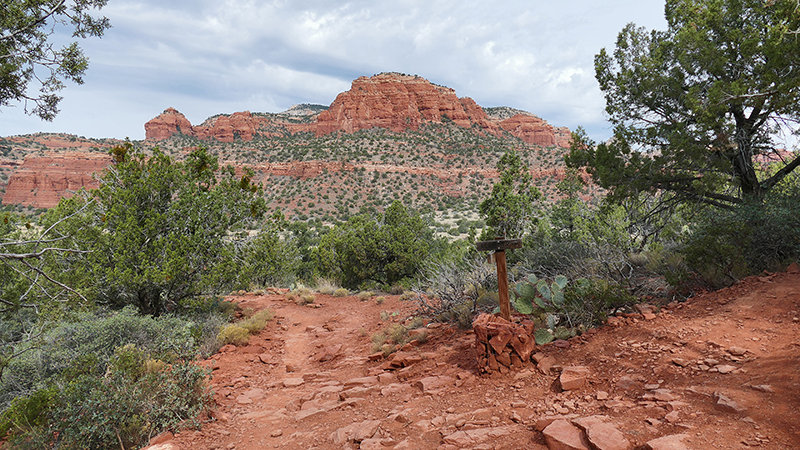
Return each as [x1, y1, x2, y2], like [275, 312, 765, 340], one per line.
[567, 0, 800, 211]
[42, 142, 267, 315]
[1, 0, 110, 120]
[479, 149, 541, 239]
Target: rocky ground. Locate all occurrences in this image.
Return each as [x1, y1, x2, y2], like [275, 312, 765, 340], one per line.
[145, 266, 800, 450]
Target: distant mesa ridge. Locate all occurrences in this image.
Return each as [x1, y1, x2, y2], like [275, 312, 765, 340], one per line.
[144, 73, 571, 148]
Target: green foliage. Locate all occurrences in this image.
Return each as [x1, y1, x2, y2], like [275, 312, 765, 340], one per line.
[568, 1, 800, 210]
[0, 306, 217, 414]
[679, 182, 800, 288]
[316, 201, 433, 289]
[42, 143, 267, 315]
[0, 0, 111, 120]
[242, 212, 300, 288]
[479, 149, 541, 239]
[563, 277, 637, 327]
[0, 309, 216, 450]
[2, 358, 212, 450]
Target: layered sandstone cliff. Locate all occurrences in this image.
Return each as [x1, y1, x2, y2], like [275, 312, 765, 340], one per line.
[314, 73, 496, 135]
[1, 152, 112, 208]
[144, 73, 569, 148]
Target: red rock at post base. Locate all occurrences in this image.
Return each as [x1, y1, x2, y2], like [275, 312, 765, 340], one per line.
[1, 152, 112, 208]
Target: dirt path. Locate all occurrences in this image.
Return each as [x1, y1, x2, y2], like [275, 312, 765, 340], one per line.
[150, 267, 800, 450]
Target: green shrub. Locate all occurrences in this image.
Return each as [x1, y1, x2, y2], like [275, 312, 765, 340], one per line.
[1, 352, 212, 450]
[561, 277, 636, 328]
[357, 291, 374, 301]
[0, 307, 205, 412]
[333, 288, 349, 297]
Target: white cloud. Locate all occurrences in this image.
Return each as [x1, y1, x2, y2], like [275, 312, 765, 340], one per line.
[0, 0, 667, 140]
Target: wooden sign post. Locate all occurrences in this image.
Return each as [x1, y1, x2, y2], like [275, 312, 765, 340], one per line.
[476, 238, 522, 321]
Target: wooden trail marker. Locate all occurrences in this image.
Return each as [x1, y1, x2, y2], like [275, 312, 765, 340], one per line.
[476, 238, 522, 321]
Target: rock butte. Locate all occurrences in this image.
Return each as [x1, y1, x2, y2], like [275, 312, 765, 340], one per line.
[144, 73, 569, 148]
[3, 73, 573, 208]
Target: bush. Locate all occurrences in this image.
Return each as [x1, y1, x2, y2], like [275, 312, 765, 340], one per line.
[679, 188, 800, 289]
[0, 307, 202, 411]
[2, 357, 212, 450]
[414, 255, 496, 328]
[296, 293, 316, 305]
[238, 309, 273, 334]
[333, 288, 349, 297]
[315, 278, 340, 295]
[217, 309, 272, 345]
[357, 291, 374, 301]
[218, 324, 250, 346]
[563, 278, 637, 328]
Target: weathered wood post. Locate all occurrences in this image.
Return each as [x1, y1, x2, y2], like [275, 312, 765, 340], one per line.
[476, 238, 522, 321]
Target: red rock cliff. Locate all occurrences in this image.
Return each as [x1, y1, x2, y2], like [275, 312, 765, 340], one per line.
[145, 109, 273, 142]
[497, 114, 563, 147]
[144, 73, 569, 147]
[314, 73, 495, 136]
[1, 152, 112, 208]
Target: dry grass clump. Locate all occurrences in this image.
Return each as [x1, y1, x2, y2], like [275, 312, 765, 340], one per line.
[375, 296, 386, 305]
[398, 291, 416, 302]
[218, 324, 251, 346]
[370, 317, 427, 356]
[285, 286, 313, 304]
[315, 278, 340, 295]
[333, 288, 349, 297]
[357, 291, 374, 301]
[296, 293, 316, 306]
[217, 308, 274, 346]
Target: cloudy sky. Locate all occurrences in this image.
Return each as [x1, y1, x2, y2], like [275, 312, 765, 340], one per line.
[0, 1, 668, 142]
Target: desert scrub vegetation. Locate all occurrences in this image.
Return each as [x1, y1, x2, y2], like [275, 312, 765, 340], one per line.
[414, 255, 498, 328]
[371, 317, 427, 356]
[285, 286, 316, 305]
[218, 309, 274, 346]
[0, 306, 217, 449]
[357, 291, 375, 301]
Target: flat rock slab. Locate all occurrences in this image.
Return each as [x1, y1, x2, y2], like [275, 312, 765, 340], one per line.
[644, 434, 690, 450]
[560, 366, 590, 391]
[283, 377, 305, 387]
[543, 419, 591, 450]
[713, 391, 746, 413]
[585, 422, 632, 450]
[442, 425, 518, 447]
[413, 375, 455, 394]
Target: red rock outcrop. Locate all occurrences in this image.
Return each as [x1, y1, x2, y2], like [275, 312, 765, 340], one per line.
[555, 127, 572, 148]
[314, 73, 497, 136]
[145, 109, 276, 142]
[144, 108, 194, 141]
[144, 74, 570, 147]
[2, 152, 112, 208]
[498, 114, 556, 147]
